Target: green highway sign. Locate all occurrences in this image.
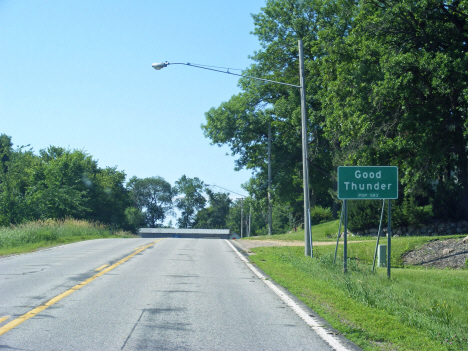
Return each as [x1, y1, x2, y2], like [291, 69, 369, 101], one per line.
[338, 166, 398, 200]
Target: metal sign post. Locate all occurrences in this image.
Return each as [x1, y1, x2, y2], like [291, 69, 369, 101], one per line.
[343, 200, 348, 273]
[387, 199, 392, 278]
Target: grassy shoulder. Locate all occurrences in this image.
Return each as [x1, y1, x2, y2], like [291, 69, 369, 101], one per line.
[0, 219, 136, 257]
[243, 220, 356, 242]
[246, 221, 468, 350]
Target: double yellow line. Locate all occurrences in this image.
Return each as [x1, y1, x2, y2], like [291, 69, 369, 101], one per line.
[0, 239, 162, 336]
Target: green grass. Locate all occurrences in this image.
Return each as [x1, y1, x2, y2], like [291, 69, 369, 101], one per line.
[247, 221, 468, 350]
[332, 235, 464, 267]
[0, 219, 135, 256]
[245, 219, 377, 242]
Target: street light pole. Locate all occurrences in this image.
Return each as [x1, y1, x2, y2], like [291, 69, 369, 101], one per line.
[153, 39, 312, 256]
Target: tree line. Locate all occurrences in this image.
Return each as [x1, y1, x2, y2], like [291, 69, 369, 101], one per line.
[0, 134, 296, 234]
[202, 0, 468, 227]
[4, 0, 465, 234]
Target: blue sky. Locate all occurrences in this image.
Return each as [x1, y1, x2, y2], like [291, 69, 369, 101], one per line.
[0, 0, 266, 205]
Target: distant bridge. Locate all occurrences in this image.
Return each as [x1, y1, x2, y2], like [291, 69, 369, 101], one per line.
[138, 228, 238, 240]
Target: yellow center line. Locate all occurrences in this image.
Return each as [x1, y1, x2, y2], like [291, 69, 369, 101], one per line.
[0, 239, 163, 337]
[95, 264, 109, 271]
[0, 316, 9, 324]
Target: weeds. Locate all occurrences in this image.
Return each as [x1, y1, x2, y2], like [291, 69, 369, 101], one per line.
[251, 246, 468, 350]
[0, 218, 133, 251]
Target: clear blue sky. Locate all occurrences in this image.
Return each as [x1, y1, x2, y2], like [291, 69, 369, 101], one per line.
[0, 1, 266, 202]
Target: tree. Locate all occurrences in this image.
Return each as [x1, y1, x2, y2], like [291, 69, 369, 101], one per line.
[26, 147, 94, 220]
[0, 134, 13, 174]
[24, 146, 131, 226]
[201, 0, 338, 222]
[319, 0, 468, 216]
[87, 166, 131, 227]
[174, 175, 206, 228]
[0, 135, 34, 225]
[124, 207, 145, 232]
[203, 0, 468, 225]
[0, 138, 134, 228]
[193, 188, 231, 229]
[127, 176, 174, 228]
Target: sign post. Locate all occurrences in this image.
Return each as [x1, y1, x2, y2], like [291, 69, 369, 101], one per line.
[338, 166, 398, 277]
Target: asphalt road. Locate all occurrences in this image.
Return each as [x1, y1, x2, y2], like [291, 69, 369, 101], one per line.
[0, 238, 358, 350]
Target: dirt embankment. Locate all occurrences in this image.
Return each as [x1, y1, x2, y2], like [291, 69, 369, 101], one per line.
[401, 238, 468, 269]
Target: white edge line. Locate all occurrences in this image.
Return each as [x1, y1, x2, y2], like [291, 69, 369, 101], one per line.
[225, 240, 352, 351]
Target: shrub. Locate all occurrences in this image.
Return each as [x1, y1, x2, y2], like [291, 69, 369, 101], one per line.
[347, 200, 383, 232]
[394, 196, 428, 228]
[310, 205, 333, 224]
[347, 196, 429, 232]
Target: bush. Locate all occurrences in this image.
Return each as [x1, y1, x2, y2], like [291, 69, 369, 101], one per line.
[347, 195, 430, 232]
[347, 200, 384, 232]
[310, 206, 333, 225]
[392, 196, 428, 228]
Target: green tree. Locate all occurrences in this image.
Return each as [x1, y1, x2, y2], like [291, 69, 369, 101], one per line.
[204, 0, 468, 224]
[0, 135, 36, 225]
[0, 134, 13, 174]
[87, 166, 131, 227]
[124, 207, 145, 232]
[0, 138, 134, 228]
[26, 147, 95, 220]
[127, 176, 174, 228]
[320, 0, 468, 215]
[202, 0, 338, 220]
[193, 188, 231, 229]
[174, 175, 206, 228]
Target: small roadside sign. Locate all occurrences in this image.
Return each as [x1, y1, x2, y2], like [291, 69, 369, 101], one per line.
[338, 166, 398, 200]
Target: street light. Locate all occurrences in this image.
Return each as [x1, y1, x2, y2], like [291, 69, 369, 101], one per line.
[153, 39, 312, 257]
[151, 62, 168, 70]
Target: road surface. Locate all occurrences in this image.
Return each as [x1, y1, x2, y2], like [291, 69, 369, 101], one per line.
[0, 238, 359, 350]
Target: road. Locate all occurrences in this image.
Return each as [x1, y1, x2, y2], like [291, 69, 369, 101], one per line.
[0, 238, 359, 350]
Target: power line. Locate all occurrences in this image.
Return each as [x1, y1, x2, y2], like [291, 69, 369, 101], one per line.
[205, 184, 248, 198]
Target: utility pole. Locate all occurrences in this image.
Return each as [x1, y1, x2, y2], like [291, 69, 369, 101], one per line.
[249, 206, 252, 237]
[299, 39, 312, 257]
[268, 120, 273, 236]
[240, 197, 244, 238]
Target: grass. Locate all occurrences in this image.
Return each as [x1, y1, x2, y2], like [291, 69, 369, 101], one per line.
[245, 221, 468, 350]
[0, 219, 135, 256]
[245, 220, 360, 242]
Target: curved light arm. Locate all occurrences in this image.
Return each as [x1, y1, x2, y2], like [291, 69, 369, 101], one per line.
[152, 61, 300, 89]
